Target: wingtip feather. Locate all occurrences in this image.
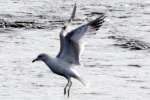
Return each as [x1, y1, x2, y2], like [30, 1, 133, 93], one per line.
[88, 13, 106, 30]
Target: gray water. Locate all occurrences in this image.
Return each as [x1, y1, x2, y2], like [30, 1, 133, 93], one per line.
[0, 0, 150, 100]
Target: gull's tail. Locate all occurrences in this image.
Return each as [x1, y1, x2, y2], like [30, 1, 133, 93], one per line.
[72, 68, 86, 86]
[76, 76, 86, 86]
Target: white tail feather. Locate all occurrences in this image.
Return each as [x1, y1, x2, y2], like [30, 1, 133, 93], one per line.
[76, 76, 86, 86]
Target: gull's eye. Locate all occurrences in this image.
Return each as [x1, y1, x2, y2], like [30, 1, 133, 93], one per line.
[38, 55, 42, 58]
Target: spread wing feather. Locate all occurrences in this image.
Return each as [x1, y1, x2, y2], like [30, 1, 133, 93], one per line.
[57, 14, 106, 65]
[57, 3, 77, 57]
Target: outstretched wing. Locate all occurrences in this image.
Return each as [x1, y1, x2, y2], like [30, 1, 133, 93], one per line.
[57, 3, 77, 57]
[57, 14, 106, 65]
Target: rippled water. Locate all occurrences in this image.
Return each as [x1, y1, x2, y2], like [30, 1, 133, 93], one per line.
[0, 0, 150, 100]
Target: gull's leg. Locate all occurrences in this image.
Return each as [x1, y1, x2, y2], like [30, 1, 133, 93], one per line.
[64, 79, 69, 96]
[67, 79, 72, 97]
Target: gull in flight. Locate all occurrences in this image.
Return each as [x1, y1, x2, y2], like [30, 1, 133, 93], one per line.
[32, 3, 105, 97]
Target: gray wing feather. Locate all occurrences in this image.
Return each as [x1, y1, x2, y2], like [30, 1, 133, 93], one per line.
[66, 14, 106, 41]
[57, 3, 77, 57]
[58, 38, 80, 64]
[57, 14, 106, 65]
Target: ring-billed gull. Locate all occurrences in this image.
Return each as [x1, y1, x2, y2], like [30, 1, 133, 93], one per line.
[32, 3, 105, 97]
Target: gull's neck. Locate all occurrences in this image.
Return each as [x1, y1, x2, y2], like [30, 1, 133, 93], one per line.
[42, 55, 57, 70]
[42, 55, 64, 75]
[42, 55, 54, 64]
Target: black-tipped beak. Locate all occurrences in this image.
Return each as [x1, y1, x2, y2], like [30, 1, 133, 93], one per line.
[32, 58, 38, 63]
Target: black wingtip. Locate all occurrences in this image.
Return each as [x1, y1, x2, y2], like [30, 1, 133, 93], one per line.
[88, 13, 106, 30]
